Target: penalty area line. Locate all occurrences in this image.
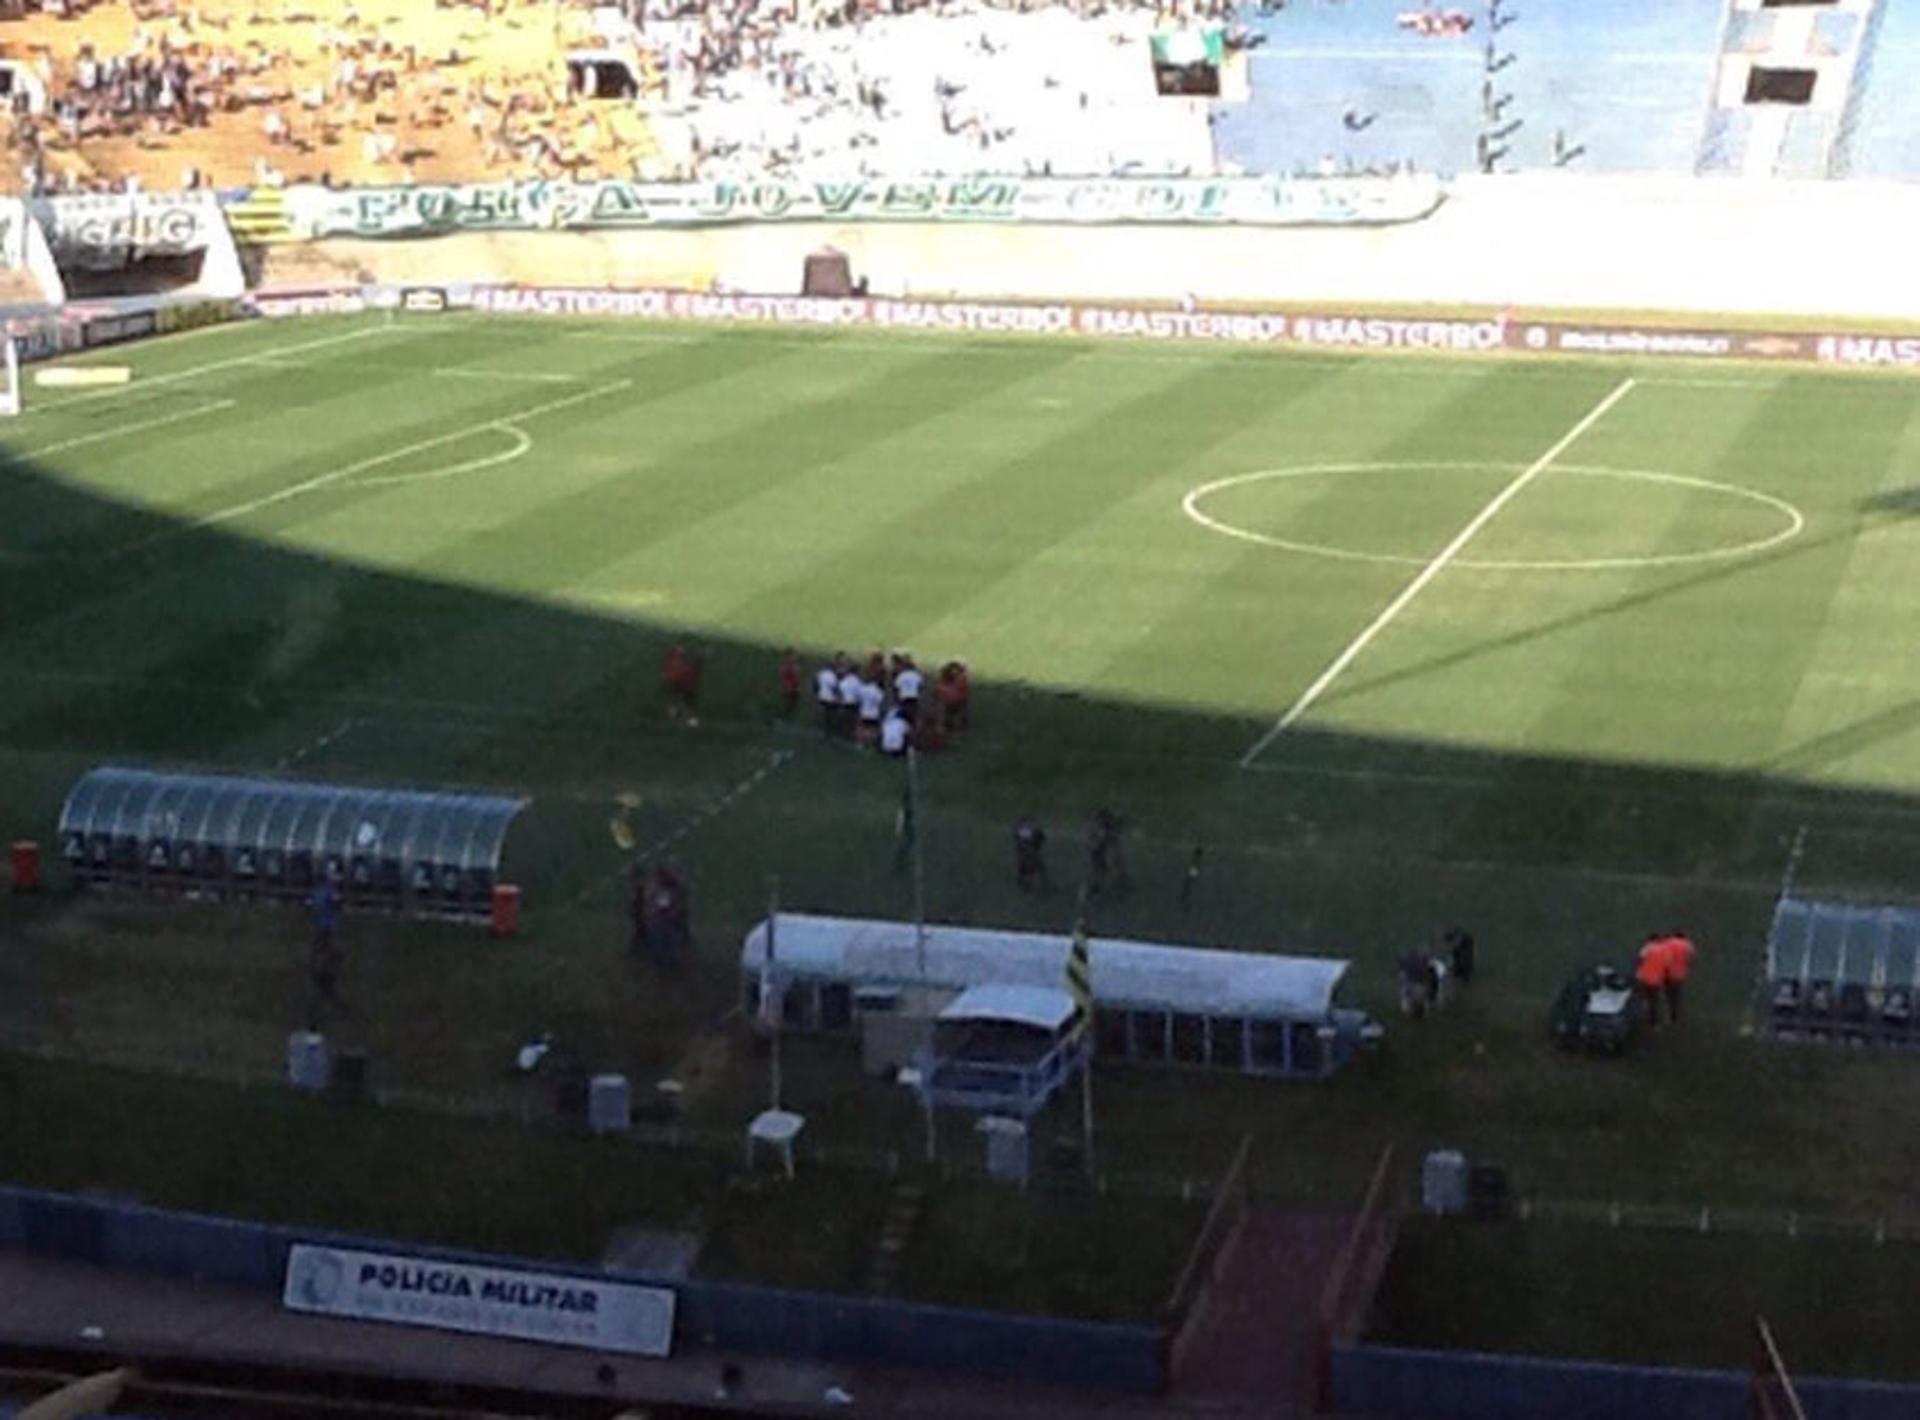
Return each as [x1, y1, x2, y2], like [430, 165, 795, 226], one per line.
[1238, 375, 1638, 769]
[115, 378, 631, 555]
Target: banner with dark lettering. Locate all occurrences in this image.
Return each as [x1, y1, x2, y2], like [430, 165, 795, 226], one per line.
[32, 192, 222, 270]
[249, 174, 1445, 241]
[256, 282, 1920, 373]
[283, 1244, 675, 1356]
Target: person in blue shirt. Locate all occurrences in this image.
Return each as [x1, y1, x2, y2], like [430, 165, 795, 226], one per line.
[307, 878, 345, 1027]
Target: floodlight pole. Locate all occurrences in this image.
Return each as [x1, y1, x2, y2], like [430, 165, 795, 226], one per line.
[767, 876, 782, 1114]
[909, 746, 927, 980]
[1079, 887, 1096, 1182]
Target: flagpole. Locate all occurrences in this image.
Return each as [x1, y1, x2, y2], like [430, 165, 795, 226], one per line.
[909, 745, 927, 981]
[1069, 886, 1096, 1182]
[767, 875, 782, 1113]
[1080, 916, 1095, 1183]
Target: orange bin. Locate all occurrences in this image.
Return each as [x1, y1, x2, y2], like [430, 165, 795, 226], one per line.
[489, 883, 521, 937]
[11, 841, 40, 893]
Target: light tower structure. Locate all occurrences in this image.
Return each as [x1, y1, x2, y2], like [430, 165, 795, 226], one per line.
[1695, 0, 1890, 179]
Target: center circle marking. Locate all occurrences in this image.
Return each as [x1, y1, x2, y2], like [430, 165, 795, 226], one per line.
[1181, 460, 1806, 571]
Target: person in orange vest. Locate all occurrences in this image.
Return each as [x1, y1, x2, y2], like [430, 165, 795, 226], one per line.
[1635, 934, 1666, 1027]
[1659, 932, 1696, 1024]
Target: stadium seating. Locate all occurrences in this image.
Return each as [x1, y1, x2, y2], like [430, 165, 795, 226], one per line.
[1210, 0, 1920, 179]
[3, 0, 660, 190]
[1765, 897, 1920, 1048]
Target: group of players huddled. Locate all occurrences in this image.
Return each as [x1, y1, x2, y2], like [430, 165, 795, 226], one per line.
[790, 648, 971, 756]
[662, 641, 972, 755]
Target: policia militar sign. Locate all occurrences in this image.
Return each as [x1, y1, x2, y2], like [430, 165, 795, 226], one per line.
[282, 1244, 676, 1356]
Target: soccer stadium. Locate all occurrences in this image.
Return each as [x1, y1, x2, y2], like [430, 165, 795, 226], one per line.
[3, 1, 1920, 1418]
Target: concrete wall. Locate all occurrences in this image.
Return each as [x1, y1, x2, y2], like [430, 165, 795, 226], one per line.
[0, 1185, 1166, 1394]
[1332, 1343, 1920, 1420]
[262, 176, 1920, 321]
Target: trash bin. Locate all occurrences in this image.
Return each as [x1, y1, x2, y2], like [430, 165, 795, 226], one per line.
[288, 1031, 331, 1092]
[490, 883, 521, 938]
[1422, 1148, 1469, 1215]
[589, 1073, 631, 1134]
[10, 840, 40, 893]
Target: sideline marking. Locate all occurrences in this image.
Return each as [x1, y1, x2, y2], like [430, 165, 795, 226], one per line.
[244, 357, 588, 385]
[1184, 460, 1804, 571]
[275, 717, 358, 771]
[30, 324, 390, 413]
[563, 749, 797, 912]
[357, 425, 533, 487]
[1239, 376, 1637, 768]
[10, 398, 237, 462]
[119, 379, 630, 552]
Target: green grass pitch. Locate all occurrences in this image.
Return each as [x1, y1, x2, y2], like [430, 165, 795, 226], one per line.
[6, 311, 1920, 1360]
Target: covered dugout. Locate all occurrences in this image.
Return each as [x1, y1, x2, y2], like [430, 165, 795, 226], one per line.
[741, 913, 1368, 1079]
[1765, 896, 1920, 1045]
[58, 765, 528, 923]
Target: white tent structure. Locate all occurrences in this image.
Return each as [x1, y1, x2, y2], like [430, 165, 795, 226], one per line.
[740, 913, 1367, 1079]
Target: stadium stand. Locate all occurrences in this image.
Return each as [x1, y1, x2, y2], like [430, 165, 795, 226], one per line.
[1209, 0, 1920, 181]
[0, 0, 1224, 192]
[0, 0, 665, 191]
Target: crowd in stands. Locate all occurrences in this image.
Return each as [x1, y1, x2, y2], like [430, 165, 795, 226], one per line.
[625, 0, 1226, 181]
[3, 0, 660, 192]
[0, 0, 1226, 191]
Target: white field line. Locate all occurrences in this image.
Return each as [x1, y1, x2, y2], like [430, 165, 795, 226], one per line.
[274, 716, 359, 771]
[120, 379, 630, 552]
[563, 749, 796, 911]
[243, 357, 587, 385]
[357, 425, 532, 487]
[30, 324, 391, 413]
[426, 366, 585, 385]
[9, 398, 236, 461]
[1238, 376, 1638, 769]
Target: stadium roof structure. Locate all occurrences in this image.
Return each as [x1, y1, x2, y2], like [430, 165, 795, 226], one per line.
[741, 912, 1351, 1022]
[1767, 896, 1920, 992]
[939, 983, 1078, 1033]
[58, 765, 528, 918]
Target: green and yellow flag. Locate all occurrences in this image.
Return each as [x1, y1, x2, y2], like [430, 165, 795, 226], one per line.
[1065, 903, 1093, 1041]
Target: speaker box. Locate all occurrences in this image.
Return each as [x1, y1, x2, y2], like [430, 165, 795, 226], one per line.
[802, 249, 854, 297]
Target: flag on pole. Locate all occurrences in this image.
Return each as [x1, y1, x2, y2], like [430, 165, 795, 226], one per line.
[1065, 904, 1093, 1042]
[892, 755, 917, 873]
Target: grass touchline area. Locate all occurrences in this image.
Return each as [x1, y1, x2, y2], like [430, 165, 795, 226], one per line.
[6, 312, 1920, 1371]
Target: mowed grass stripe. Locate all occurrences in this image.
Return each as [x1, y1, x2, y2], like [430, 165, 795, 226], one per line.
[405, 341, 1088, 608]
[887, 356, 1484, 705]
[1441, 377, 1920, 872]
[590, 346, 1306, 650]
[1133, 366, 1635, 749]
[0, 333, 819, 754]
[202, 344, 1087, 747]
[1514, 376, 1917, 769]
[1753, 383, 1920, 789]
[0, 327, 775, 675]
[0, 327, 521, 588]
[248, 330, 826, 570]
[1082, 362, 1611, 729]
[714, 352, 1356, 676]
[1310, 379, 1785, 756]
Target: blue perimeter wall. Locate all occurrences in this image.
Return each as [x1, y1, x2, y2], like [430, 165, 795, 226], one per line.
[1333, 1344, 1920, 1420]
[0, 1185, 1166, 1394]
